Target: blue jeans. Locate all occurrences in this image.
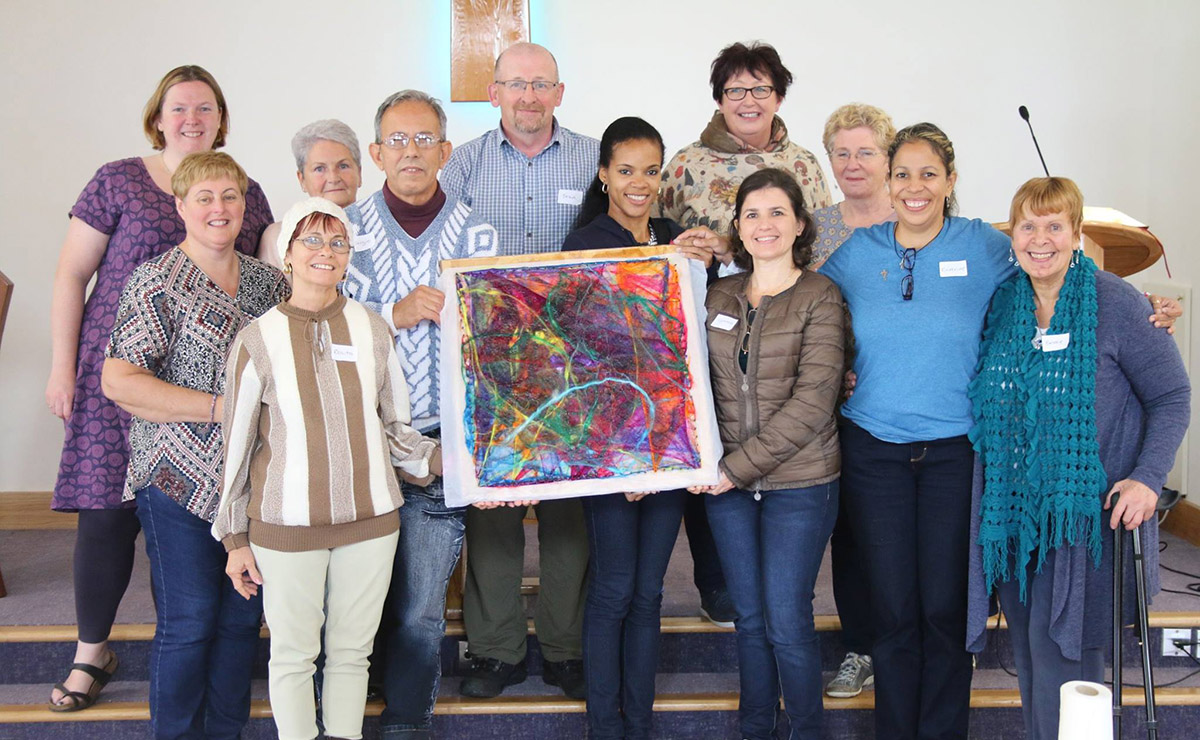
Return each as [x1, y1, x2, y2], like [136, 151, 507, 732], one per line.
[840, 421, 974, 740]
[378, 479, 466, 738]
[706, 482, 839, 740]
[136, 486, 263, 740]
[582, 490, 686, 740]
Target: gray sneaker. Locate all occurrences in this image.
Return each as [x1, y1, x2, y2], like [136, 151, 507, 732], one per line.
[825, 652, 874, 698]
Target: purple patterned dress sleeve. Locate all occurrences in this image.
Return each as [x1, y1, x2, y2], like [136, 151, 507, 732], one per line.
[52, 158, 271, 511]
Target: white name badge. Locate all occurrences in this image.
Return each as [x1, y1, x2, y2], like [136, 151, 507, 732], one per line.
[331, 344, 358, 362]
[1041, 333, 1071, 352]
[557, 189, 584, 205]
[351, 233, 373, 252]
[710, 313, 739, 331]
[939, 260, 968, 277]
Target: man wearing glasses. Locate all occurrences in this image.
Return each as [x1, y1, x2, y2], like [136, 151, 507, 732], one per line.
[341, 89, 498, 740]
[440, 42, 597, 701]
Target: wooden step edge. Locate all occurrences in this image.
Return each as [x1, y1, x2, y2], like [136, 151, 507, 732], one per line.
[9, 612, 1200, 643]
[1162, 499, 1200, 548]
[5, 688, 1200, 723]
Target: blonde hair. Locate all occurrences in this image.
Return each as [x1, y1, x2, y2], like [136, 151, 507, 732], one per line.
[142, 65, 229, 151]
[171, 151, 247, 200]
[1009, 177, 1084, 237]
[822, 103, 896, 154]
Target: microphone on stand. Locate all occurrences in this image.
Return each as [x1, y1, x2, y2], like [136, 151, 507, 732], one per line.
[1018, 105, 1051, 176]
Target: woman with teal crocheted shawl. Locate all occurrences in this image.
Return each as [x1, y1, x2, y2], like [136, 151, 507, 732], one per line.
[968, 177, 1191, 740]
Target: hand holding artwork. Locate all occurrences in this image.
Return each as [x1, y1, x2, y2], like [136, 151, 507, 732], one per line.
[225, 546, 262, 600]
[687, 471, 735, 496]
[1105, 479, 1159, 531]
[624, 491, 655, 502]
[673, 226, 727, 267]
[393, 285, 445, 329]
[471, 499, 539, 510]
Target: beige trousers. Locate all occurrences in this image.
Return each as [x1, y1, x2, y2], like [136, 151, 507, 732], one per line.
[252, 530, 398, 740]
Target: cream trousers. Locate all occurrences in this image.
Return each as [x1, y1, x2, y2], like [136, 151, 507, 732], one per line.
[252, 530, 398, 740]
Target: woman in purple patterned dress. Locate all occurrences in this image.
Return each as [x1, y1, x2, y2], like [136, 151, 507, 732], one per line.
[44, 65, 273, 712]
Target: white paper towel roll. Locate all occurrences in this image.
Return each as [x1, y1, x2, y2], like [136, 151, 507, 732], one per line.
[1058, 680, 1113, 740]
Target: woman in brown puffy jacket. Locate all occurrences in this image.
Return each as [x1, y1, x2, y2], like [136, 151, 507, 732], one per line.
[688, 167, 845, 740]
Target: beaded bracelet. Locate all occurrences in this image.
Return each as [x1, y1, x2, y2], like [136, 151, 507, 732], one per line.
[209, 393, 219, 424]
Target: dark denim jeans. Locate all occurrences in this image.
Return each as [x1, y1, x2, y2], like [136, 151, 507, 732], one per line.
[377, 479, 466, 738]
[829, 483, 873, 654]
[839, 421, 974, 740]
[683, 492, 726, 595]
[136, 486, 262, 740]
[706, 481, 839, 740]
[582, 490, 686, 740]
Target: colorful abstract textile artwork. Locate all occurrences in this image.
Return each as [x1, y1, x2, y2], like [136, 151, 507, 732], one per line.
[459, 257, 699, 485]
[439, 249, 720, 504]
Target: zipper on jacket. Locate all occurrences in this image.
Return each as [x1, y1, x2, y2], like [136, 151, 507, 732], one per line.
[739, 293, 765, 494]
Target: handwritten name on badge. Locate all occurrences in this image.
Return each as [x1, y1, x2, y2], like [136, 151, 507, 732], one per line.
[710, 314, 738, 331]
[351, 233, 373, 252]
[331, 344, 358, 362]
[1041, 333, 1070, 352]
[939, 260, 968, 277]
[557, 189, 584, 205]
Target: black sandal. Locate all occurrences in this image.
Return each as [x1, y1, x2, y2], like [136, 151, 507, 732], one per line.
[48, 650, 119, 712]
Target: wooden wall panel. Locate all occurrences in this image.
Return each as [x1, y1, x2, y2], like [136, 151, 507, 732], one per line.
[451, 0, 530, 102]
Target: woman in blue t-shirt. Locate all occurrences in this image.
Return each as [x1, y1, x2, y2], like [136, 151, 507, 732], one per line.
[819, 123, 1014, 739]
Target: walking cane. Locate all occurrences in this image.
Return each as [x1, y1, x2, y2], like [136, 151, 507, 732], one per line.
[1111, 492, 1161, 740]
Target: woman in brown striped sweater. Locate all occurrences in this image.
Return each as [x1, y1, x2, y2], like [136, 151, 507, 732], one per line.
[212, 197, 440, 740]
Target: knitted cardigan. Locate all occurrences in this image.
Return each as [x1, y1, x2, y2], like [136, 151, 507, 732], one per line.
[966, 270, 1190, 659]
[342, 190, 498, 430]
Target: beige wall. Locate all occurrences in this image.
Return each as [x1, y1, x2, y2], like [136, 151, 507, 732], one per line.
[1, 0, 1196, 494]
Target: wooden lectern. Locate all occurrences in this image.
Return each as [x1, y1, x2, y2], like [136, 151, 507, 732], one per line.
[993, 206, 1165, 277]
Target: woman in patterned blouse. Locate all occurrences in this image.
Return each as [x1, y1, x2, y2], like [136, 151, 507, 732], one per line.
[809, 104, 897, 269]
[102, 151, 287, 739]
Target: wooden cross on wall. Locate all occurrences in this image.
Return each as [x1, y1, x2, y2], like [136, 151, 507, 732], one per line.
[451, 0, 531, 102]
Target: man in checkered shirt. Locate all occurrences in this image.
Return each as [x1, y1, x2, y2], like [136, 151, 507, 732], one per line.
[440, 42, 597, 701]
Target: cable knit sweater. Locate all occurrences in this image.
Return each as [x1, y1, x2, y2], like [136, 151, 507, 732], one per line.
[658, 112, 832, 235]
[342, 189, 498, 430]
[212, 296, 438, 553]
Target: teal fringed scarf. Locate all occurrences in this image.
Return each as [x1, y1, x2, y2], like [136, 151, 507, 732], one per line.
[968, 255, 1107, 600]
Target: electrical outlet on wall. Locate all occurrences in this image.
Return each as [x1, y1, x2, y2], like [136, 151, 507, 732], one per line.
[1162, 628, 1195, 657]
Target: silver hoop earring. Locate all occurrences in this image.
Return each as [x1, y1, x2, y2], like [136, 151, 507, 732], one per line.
[1008, 248, 1015, 263]
[601, 182, 608, 194]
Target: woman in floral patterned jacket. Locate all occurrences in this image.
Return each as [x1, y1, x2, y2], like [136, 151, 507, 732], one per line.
[659, 42, 832, 243]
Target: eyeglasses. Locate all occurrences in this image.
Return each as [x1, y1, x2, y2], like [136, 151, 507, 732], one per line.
[739, 307, 759, 356]
[831, 148, 881, 163]
[381, 132, 442, 150]
[723, 85, 775, 101]
[494, 79, 560, 94]
[899, 247, 916, 301]
[295, 234, 351, 254]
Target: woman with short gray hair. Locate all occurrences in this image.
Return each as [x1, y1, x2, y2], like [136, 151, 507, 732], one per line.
[258, 119, 363, 267]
